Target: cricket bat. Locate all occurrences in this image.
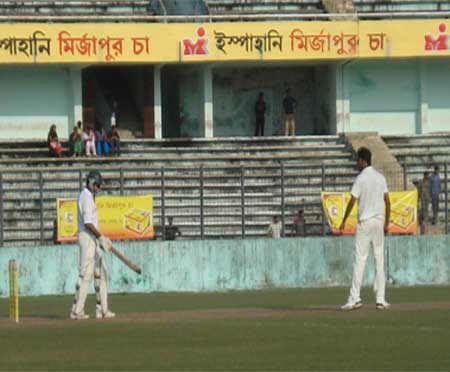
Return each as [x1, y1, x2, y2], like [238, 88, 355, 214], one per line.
[110, 246, 142, 274]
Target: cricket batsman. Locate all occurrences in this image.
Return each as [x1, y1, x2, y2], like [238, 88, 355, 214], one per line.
[70, 170, 115, 320]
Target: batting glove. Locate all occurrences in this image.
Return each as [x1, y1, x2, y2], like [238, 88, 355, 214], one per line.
[99, 235, 113, 252]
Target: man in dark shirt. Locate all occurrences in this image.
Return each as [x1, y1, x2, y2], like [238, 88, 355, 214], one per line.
[429, 166, 441, 224]
[282, 88, 297, 136]
[164, 217, 182, 240]
[291, 209, 306, 237]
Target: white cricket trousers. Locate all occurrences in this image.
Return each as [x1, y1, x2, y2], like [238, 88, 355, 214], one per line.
[349, 216, 386, 303]
[85, 140, 96, 156]
[72, 231, 109, 316]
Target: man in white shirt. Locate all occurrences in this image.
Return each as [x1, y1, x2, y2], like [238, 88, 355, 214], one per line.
[267, 216, 282, 238]
[70, 170, 115, 320]
[339, 147, 391, 311]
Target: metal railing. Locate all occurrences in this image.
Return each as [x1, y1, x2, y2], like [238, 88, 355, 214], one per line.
[0, 161, 447, 247]
[1, 11, 449, 22]
[0, 162, 350, 245]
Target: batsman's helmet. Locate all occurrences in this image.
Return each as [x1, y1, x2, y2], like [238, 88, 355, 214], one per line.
[86, 170, 103, 189]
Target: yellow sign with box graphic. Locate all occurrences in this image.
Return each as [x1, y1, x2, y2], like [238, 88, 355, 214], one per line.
[123, 208, 152, 235]
[57, 195, 154, 243]
[321, 190, 418, 235]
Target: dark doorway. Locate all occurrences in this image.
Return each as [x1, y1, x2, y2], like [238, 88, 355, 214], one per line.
[82, 66, 154, 138]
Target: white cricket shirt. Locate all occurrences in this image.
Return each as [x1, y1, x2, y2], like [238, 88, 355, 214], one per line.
[268, 221, 282, 238]
[351, 166, 388, 222]
[77, 187, 98, 232]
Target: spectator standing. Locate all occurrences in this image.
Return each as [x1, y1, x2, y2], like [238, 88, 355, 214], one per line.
[267, 216, 282, 238]
[282, 88, 297, 136]
[339, 147, 391, 311]
[108, 124, 121, 156]
[110, 98, 118, 127]
[254, 92, 266, 137]
[164, 217, 182, 241]
[429, 166, 441, 224]
[291, 209, 306, 237]
[418, 172, 431, 235]
[47, 124, 62, 157]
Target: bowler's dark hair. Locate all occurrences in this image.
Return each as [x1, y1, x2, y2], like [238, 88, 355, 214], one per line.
[357, 147, 371, 166]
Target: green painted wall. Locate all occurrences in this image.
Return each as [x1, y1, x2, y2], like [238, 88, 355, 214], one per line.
[0, 66, 72, 139]
[345, 59, 450, 135]
[212, 66, 334, 137]
[1, 235, 449, 298]
[347, 60, 420, 134]
[425, 59, 450, 133]
[162, 66, 203, 138]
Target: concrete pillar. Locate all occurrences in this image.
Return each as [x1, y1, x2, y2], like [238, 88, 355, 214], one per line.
[69, 66, 82, 136]
[419, 61, 428, 134]
[336, 63, 350, 133]
[154, 65, 162, 139]
[143, 67, 155, 138]
[203, 65, 213, 138]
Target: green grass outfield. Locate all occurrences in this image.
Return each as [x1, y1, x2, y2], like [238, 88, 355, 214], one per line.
[0, 287, 449, 371]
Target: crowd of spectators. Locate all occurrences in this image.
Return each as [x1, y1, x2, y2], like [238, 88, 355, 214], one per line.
[47, 121, 121, 158]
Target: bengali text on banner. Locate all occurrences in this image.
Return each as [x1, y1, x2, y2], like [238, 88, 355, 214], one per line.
[0, 20, 449, 63]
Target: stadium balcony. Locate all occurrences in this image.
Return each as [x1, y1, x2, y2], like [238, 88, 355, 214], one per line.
[0, 136, 357, 246]
[0, 0, 155, 22]
[354, 0, 450, 14]
[1, 0, 449, 22]
[204, 0, 325, 15]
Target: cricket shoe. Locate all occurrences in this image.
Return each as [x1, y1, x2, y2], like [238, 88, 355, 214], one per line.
[70, 312, 90, 320]
[96, 310, 116, 319]
[341, 299, 363, 311]
[376, 301, 391, 310]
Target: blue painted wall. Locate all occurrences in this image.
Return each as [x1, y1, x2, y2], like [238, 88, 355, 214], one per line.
[1, 235, 449, 298]
[0, 66, 72, 139]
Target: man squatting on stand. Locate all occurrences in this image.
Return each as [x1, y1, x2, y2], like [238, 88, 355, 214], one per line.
[339, 147, 391, 311]
[70, 170, 115, 320]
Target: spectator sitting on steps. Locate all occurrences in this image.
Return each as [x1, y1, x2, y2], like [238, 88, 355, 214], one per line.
[164, 217, 181, 241]
[47, 124, 62, 158]
[108, 123, 121, 156]
[82, 126, 96, 157]
[69, 126, 82, 157]
[95, 127, 110, 156]
[267, 215, 282, 238]
[291, 209, 306, 237]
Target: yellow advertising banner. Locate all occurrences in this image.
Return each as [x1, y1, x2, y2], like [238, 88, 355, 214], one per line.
[57, 198, 78, 242]
[321, 190, 418, 235]
[0, 19, 449, 64]
[56, 195, 154, 243]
